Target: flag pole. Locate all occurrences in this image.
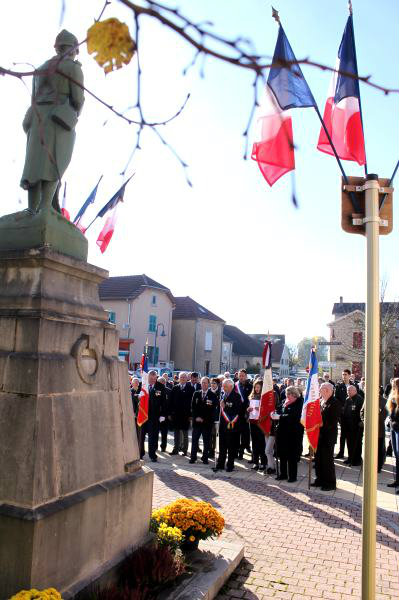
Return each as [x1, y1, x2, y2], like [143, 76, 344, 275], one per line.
[361, 173, 380, 600]
[348, 0, 368, 177]
[271, 8, 361, 214]
[85, 174, 134, 233]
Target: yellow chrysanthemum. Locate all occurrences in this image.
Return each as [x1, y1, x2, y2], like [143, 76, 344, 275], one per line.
[87, 18, 136, 74]
[10, 589, 62, 600]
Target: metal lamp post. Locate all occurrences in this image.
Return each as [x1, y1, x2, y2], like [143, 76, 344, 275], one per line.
[154, 323, 166, 367]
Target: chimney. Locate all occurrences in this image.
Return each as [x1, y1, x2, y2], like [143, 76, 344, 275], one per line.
[339, 296, 343, 304]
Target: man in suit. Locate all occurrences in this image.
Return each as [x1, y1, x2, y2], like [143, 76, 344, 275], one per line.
[169, 371, 193, 455]
[215, 378, 242, 472]
[236, 369, 253, 459]
[342, 385, 364, 466]
[190, 377, 218, 464]
[190, 372, 201, 392]
[311, 382, 341, 491]
[335, 368, 360, 458]
[139, 370, 167, 462]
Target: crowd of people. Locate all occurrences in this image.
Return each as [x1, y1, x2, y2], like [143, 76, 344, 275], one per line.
[130, 367, 399, 493]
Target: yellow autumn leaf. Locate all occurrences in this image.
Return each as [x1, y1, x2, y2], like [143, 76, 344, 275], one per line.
[87, 18, 136, 74]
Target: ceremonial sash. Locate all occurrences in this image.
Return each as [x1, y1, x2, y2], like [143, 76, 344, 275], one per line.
[221, 408, 239, 429]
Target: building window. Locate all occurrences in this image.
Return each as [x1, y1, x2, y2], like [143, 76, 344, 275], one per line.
[151, 295, 157, 305]
[205, 329, 213, 351]
[108, 311, 116, 324]
[148, 314, 157, 332]
[352, 361, 362, 379]
[353, 332, 363, 349]
[146, 345, 159, 364]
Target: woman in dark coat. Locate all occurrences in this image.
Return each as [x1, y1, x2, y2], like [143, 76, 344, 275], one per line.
[387, 378, 399, 491]
[312, 382, 341, 491]
[272, 386, 304, 482]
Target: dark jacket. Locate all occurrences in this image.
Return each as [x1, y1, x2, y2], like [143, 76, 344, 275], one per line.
[170, 383, 193, 430]
[319, 395, 341, 444]
[335, 381, 362, 408]
[275, 397, 304, 446]
[360, 395, 387, 438]
[236, 379, 253, 419]
[342, 393, 363, 428]
[192, 389, 218, 427]
[389, 401, 399, 432]
[146, 381, 167, 424]
[219, 390, 242, 433]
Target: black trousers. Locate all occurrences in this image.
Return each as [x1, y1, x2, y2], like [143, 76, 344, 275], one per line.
[239, 420, 251, 452]
[217, 429, 240, 469]
[159, 420, 168, 450]
[378, 437, 386, 472]
[250, 423, 266, 465]
[191, 425, 212, 461]
[139, 421, 159, 459]
[278, 447, 298, 480]
[346, 424, 363, 464]
[339, 418, 347, 455]
[315, 439, 336, 488]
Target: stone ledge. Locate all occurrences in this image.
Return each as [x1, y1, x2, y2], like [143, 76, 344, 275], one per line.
[161, 539, 244, 600]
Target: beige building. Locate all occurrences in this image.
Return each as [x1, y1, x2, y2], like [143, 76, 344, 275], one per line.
[328, 298, 399, 384]
[171, 297, 225, 375]
[99, 274, 175, 369]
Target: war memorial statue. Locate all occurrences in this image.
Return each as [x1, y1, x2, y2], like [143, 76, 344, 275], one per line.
[21, 29, 84, 214]
[0, 30, 152, 599]
[0, 30, 87, 260]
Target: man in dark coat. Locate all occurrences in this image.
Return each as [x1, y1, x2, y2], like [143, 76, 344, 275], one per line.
[190, 377, 218, 464]
[342, 385, 364, 466]
[236, 369, 253, 459]
[158, 376, 172, 452]
[312, 382, 341, 491]
[215, 379, 242, 472]
[335, 369, 353, 458]
[139, 370, 167, 462]
[190, 372, 201, 392]
[169, 372, 193, 455]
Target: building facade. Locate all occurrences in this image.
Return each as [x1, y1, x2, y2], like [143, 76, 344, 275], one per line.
[224, 325, 264, 373]
[99, 274, 175, 369]
[328, 298, 399, 384]
[249, 333, 289, 378]
[171, 297, 224, 375]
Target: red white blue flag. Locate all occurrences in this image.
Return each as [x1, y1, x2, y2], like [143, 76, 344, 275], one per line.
[258, 341, 275, 435]
[137, 353, 149, 427]
[301, 348, 322, 451]
[317, 14, 365, 165]
[96, 205, 118, 254]
[252, 25, 315, 186]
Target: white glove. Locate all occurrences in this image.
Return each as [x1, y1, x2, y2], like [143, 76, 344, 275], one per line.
[271, 412, 280, 421]
[159, 416, 166, 422]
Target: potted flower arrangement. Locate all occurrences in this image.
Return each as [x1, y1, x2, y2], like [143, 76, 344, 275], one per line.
[151, 498, 225, 551]
[10, 589, 61, 600]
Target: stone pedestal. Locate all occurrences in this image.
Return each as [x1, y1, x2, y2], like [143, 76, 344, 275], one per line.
[0, 247, 153, 599]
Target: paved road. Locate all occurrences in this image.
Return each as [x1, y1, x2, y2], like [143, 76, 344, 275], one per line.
[147, 435, 399, 599]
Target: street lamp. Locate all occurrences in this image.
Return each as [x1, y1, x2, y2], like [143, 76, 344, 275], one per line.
[154, 322, 166, 367]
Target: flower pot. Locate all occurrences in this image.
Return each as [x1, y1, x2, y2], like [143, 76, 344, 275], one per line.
[181, 537, 199, 552]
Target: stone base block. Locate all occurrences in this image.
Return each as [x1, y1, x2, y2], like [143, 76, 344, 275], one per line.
[0, 467, 153, 599]
[0, 209, 88, 262]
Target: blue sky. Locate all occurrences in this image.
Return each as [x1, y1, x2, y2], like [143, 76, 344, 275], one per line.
[0, 0, 398, 344]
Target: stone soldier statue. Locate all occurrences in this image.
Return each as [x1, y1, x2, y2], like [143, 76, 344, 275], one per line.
[20, 30, 84, 213]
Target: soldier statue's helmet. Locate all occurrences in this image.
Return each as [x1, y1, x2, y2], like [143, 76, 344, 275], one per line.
[54, 29, 79, 52]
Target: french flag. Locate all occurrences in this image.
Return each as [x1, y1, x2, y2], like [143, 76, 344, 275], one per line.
[258, 341, 276, 436]
[96, 205, 118, 254]
[137, 354, 149, 427]
[301, 348, 322, 451]
[317, 14, 365, 165]
[252, 25, 315, 186]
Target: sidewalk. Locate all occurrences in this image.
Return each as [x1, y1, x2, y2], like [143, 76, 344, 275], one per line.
[147, 436, 399, 599]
